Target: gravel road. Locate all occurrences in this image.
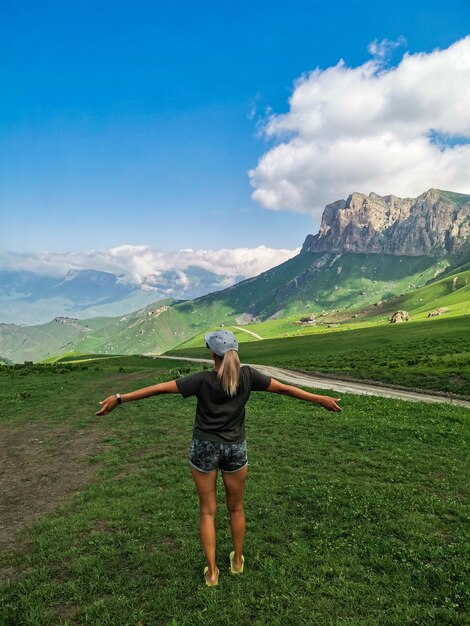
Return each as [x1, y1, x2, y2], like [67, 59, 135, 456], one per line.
[155, 355, 470, 409]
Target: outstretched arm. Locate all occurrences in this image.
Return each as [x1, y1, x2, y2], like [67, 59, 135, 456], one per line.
[266, 378, 342, 412]
[96, 380, 179, 416]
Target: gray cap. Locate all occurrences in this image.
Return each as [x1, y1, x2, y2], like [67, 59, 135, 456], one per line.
[205, 329, 239, 357]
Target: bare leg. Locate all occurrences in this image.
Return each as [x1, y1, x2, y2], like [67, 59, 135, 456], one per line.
[191, 467, 219, 584]
[222, 465, 248, 571]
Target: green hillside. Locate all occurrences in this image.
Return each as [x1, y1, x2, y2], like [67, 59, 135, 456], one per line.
[0, 302, 185, 364]
[75, 251, 463, 358]
[0, 318, 101, 363]
[172, 269, 470, 350]
[0, 251, 467, 364]
[361, 270, 469, 321]
[169, 314, 470, 397]
[92, 250, 465, 356]
[175, 252, 450, 321]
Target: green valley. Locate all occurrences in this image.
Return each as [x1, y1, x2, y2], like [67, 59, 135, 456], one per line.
[1, 252, 467, 364]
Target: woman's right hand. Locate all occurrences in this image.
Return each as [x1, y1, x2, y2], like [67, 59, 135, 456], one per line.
[95, 395, 118, 416]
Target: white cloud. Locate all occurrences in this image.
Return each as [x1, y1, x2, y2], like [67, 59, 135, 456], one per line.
[0, 245, 300, 283]
[368, 36, 406, 62]
[249, 36, 470, 218]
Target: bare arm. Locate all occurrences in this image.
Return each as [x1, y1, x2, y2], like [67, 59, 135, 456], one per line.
[266, 378, 342, 412]
[96, 380, 179, 416]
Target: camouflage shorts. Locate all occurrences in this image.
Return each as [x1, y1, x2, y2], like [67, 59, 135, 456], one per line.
[189, 439, 248, 473]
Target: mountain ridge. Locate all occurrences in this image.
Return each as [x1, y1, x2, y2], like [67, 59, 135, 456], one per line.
[301, 188, 469, 257]
[1, 187, 468, 362]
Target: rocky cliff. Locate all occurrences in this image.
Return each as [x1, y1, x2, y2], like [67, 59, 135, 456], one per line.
[301, 189, 470, 256]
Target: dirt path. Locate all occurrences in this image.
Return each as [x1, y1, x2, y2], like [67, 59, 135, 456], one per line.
[0, 370, 156, 571]
[155, 356, 470, 408]
[231, 326, 263, 340]
[0, 423, 108, 562]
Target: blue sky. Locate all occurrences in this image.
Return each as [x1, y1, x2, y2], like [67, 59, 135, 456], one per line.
[1, 0, 470, 262]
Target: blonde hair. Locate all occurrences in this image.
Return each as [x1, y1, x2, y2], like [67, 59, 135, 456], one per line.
[217, 349, 240, 396]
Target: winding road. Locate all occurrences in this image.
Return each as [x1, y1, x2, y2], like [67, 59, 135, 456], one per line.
[154, 355, 470, 409]
[231, 326, 263, 340]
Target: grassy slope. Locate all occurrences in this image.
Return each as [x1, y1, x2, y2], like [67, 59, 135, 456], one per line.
[169, 315, 470, 397]
[172, 269, 470, 346]
[0, 315, 125, 363]
[149, 261, 470, 353]
[0, 358, 468, 625]
[376, 271, 469, 321]
[271, 253, 448, 315]
[171, 252, 449, 322]
[194, 251, 325, 318]
[0, 253, 466, 364]
[163, 258, 467, 349]
[0, 319, 92, 362]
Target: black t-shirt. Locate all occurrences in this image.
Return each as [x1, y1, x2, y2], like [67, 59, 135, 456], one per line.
[176, 365, 271, 443]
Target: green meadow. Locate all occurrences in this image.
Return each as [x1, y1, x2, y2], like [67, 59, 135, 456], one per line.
[1, 357, 468, 625]
[170, 315, 470, 397]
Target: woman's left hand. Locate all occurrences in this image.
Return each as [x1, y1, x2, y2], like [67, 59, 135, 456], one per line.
[319, 396, 342, 411]
[95, 395, 118, 416]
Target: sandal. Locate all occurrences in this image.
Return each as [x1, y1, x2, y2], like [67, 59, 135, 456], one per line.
[204, 566, 219, 586]
[230, 551, 245, 574]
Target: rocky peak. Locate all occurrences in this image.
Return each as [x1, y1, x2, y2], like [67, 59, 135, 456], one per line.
[53, 317, 84, 329]
[302, 188, 470, 257]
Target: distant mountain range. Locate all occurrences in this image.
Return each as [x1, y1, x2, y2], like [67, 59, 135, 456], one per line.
[0, 265, 243, 325]
[1, 188, 468, 363]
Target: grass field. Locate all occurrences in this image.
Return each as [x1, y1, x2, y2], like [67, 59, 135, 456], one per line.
[169, 315, 470, 397]
[1, 357, 469, 625]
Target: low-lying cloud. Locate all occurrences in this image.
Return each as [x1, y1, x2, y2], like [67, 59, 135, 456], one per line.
[0, 245, 300, 283]
[249, 36, 470, 218]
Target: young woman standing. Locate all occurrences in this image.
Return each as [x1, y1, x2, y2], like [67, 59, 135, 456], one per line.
[96, 329, 342, 586]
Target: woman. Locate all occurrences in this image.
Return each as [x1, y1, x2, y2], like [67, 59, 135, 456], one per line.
[96, 329, 342, 586]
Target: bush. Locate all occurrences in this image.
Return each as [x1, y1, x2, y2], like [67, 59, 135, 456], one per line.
[168, 367, 191, 378]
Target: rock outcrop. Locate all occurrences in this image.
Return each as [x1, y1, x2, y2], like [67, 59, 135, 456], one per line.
[390, 311, 410, 323]
[301, 189, 470, 257]
[427, 307, 449, 318]
[53, 317, 85, 330]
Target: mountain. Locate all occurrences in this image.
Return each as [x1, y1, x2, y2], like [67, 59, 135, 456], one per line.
[1, 188, 468, 362]
[0, 269, 134, 325]
[172, 249, 460, 324]
[44, 269, 134, 303]
[0, 271, 59, 299]
[173, 188, 469, 324]
[0, 300, 181, 363]
[302, 189, 469, 256]
[0, 266, 241, 325]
